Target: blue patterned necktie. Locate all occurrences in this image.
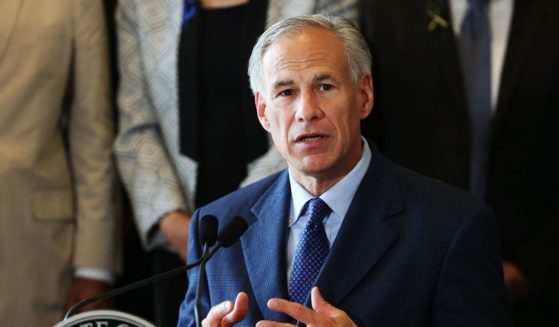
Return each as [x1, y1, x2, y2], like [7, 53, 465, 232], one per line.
[289, 198, 332, 305]
[458, 0, 492, 201]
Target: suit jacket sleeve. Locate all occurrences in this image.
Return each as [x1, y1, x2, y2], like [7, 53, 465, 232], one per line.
[69, 0, 120, 271]
[114, 0, 192, 250]
[433, 205, 512, 327]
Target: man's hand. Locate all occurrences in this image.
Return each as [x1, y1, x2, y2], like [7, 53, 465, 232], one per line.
[503, 260, 534, 300]
[64, 277, 111, 313]
[159, 210, 191, 260]
[257, 287, 357, 327]
[202, 292, 249, 327]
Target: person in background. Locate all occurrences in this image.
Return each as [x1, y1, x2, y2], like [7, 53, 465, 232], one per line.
[360, 0, 559, 325]
[178, 14, 511, 327]
[0, 0, 120, 325]
[114, 0, 358, 326]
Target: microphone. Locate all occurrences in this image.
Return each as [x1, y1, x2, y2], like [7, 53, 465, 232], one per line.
[194, 215, 219, 326]
[194, 216, 248, 327]
[199, 215, 218, 247]
[197, 214, 219, 265]
[200, 215, 249, 263]
[217, 216, 249, 248]
[64, 214, 220, 320]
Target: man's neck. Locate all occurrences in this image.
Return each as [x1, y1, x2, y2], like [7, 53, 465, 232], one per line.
[290, 170, 346, 197]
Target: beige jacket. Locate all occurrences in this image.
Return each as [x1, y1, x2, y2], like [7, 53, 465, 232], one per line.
[0, 0, 119, 325]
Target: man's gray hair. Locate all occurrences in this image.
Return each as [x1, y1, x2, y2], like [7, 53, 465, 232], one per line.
[248, 14, 372, 96]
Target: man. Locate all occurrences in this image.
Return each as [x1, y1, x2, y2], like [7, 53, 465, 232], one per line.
[360, 1, 559, 325]
[178, 15, 511, 326]
[115, 1, 357, 325]
[0, 0, 119, 325]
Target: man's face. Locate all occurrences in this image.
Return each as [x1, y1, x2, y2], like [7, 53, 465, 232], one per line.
[255, 27, 373, 186]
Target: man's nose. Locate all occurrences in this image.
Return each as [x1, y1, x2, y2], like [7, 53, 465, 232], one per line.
[295, 91, 324, 122]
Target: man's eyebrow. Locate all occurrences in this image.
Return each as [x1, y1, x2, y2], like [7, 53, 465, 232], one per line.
[313, 73, 333, 82]
[271, 73, 337, 90]
[272, 79, 294, 90]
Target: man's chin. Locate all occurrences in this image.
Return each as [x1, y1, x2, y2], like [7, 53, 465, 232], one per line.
[293, 156, 330, 171]
[290, 161, 334, 180]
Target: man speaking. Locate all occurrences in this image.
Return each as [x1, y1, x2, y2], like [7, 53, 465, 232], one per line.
[178, 14, 511, 326]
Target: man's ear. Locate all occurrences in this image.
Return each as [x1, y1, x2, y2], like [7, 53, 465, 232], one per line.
[358, 74, 374, 119]
[255, 92, 271, 132]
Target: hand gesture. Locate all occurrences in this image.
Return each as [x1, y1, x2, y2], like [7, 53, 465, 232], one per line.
[202, 292, 249, 327]
[257, 287, 356, 327]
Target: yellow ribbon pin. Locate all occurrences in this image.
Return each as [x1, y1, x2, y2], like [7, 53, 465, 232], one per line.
[427, 8, 449, 31]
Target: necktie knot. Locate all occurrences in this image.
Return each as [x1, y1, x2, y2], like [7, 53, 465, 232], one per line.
[462, 0, 490, 40]
[305, 198, 332, 226]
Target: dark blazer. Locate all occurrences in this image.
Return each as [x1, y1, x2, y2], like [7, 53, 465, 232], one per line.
[360, 0, 559, 316]
[178, 150, 511, 326]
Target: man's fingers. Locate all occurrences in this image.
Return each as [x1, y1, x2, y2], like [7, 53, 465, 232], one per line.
[223, 292, 249, 324]
[265, 291, 356, 327]
[267, 297, 315, 325]
[256, 320, 293, 327]
[311, 287, 357, 327]
[311, 287, 332, 314]
[203, 300, 233, 327]
[202, 292, 249, 327]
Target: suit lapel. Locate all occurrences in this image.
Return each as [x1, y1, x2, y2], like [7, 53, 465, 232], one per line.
[243, 171, 291, 322]
[420, 0, 470, 128]
[315, 151, 402, 306]
[0, 0, 24, 65]
[493, 0, 545, 134]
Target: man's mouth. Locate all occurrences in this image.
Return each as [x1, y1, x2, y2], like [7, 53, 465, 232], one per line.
[296, 134, 326, 142]
[302, 136, 322, 141]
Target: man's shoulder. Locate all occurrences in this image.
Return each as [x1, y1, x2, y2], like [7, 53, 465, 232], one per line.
[370, 150, 488, 219]
[197, 170, 287, 218]
[389, 159, 491, 221]
[373, 156, 498, 258]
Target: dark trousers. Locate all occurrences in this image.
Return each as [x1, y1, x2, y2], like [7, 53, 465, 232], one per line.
[152, 249, 188, 327]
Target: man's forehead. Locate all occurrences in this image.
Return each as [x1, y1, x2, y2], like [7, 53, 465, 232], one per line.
[266, 27, 339, 56]
[261, 29, 347, 84]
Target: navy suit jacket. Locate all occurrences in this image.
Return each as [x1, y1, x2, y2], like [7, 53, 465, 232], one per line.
[178, 151, 511, 326]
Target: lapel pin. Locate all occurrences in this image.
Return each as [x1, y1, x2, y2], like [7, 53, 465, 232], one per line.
[426, 8, 449, 32]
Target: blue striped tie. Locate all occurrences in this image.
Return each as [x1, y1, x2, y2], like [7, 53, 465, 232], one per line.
[458, 0, 492, 201]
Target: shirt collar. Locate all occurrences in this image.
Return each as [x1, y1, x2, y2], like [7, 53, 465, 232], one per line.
[288, 138, 372, 225]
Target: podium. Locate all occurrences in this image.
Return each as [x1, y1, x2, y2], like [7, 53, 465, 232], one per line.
[54, 310, 155, 327]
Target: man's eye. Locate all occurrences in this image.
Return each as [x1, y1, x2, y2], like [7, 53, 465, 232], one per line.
[319, 84, 333, 91]
[278, 89, 294, 97]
